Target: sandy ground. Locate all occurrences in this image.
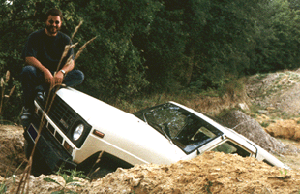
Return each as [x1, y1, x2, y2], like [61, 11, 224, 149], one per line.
[1, 151, 300, 194]
[0, 123, 300, 194]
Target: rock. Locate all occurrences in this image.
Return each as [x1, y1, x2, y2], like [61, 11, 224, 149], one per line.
[266, 107, 276, 112]
[238, 103, 249, 111]
[258, 110, 268, 114]
[217, 110, 299, 155]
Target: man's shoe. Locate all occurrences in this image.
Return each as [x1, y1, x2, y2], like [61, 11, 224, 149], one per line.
[20, 107, 32, 120]
[37, 91, 45, 102]
[20, 107, 32, 129]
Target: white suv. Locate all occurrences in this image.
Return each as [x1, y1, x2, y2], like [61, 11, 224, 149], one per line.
[24, 87, 289, 175]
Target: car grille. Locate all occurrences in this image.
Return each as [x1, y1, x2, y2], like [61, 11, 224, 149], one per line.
[46, 96, 76, 134]
[36, 92, 92, 148]
[38, 95, 76, 134]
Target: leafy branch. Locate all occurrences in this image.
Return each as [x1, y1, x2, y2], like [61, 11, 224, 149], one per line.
[0, 71, 15, 115]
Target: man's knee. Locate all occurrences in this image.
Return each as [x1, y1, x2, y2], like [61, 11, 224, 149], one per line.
[21, 66, 37, 77]
[76, 70, 84, 82]
[64, 70, 84, 86]
[72, 70, 84, 85]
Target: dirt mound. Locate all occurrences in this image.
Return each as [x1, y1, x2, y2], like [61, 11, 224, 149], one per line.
[0, 125, 26, 177]
[2, 151, 300, 194]
[218, 111, 300, 155]
[265, 119, 300, 141]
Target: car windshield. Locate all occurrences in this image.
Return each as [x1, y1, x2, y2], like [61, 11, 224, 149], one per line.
[134, 103, 223, 153]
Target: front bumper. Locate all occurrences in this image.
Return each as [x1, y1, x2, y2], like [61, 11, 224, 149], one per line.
[24, 117, 76, 172]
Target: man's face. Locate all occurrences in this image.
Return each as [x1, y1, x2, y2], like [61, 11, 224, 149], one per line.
[45, 15, 62, 36]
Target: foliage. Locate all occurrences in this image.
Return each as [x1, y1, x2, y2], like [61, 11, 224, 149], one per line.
[0, 183, 7, 194]
[43, 168, 85, 194]
[204, 180, 213, 194]
[288, 0, 300, 10]
[0, 71, 21, 124]
[249, 0, 300, 73]
[1, 0, 300, 122]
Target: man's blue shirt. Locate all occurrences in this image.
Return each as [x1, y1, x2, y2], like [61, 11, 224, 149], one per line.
[22, 29, 74, 72]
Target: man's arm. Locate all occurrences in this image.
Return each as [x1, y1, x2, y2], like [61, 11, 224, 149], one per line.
[54, 59, 75, 85]
[61, 59, 75, 74]
[25, 56, 53, 84]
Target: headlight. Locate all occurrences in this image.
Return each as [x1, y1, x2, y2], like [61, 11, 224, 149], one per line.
[73, 124, 84, 141]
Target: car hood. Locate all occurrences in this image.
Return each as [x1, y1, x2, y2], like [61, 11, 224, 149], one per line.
[56, 87, 127, 121]
[56, 87, 186, 164]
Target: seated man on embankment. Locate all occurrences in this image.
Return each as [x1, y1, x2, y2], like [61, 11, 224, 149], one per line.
[20, 8, 84, 123]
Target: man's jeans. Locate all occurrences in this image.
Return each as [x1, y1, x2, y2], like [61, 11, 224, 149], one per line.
[20, 66, 84, 111]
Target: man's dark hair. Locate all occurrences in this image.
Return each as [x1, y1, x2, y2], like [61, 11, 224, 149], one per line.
[45, 8, 63, 21]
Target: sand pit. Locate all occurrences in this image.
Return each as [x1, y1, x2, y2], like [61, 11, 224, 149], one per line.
[1, 151, 300, 194]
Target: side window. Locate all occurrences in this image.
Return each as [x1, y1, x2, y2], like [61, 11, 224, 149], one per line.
[211, 140, 252, 157]
[195, 127, 216, 140]
[186, 127, 216, 144]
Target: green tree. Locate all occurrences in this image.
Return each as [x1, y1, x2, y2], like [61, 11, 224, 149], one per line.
[72, 0, 161, 100]
[251, 0, 300, 73]
[184, 0, 258, 90]
[288, 0, 300, 10]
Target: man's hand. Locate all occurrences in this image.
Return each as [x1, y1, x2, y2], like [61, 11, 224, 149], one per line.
[44, 69, 53, 84]
[25, 57, 55, 85]
[53, 71, 64, 86]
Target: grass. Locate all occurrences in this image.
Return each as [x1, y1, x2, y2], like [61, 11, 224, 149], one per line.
[0, 182, 7, 194]
[260, 122, 270, 128]
[204, 180, 213, 194]
[86, 151, 104, 180]
[114, 82, 249, 117]
[43, 168, 85, 194]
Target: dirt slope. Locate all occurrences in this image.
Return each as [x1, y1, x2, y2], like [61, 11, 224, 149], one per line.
[247, 70, 300, 116]
[0, 125, 25, 177]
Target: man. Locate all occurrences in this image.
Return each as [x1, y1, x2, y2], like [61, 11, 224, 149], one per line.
[20, 8, 84, 121]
